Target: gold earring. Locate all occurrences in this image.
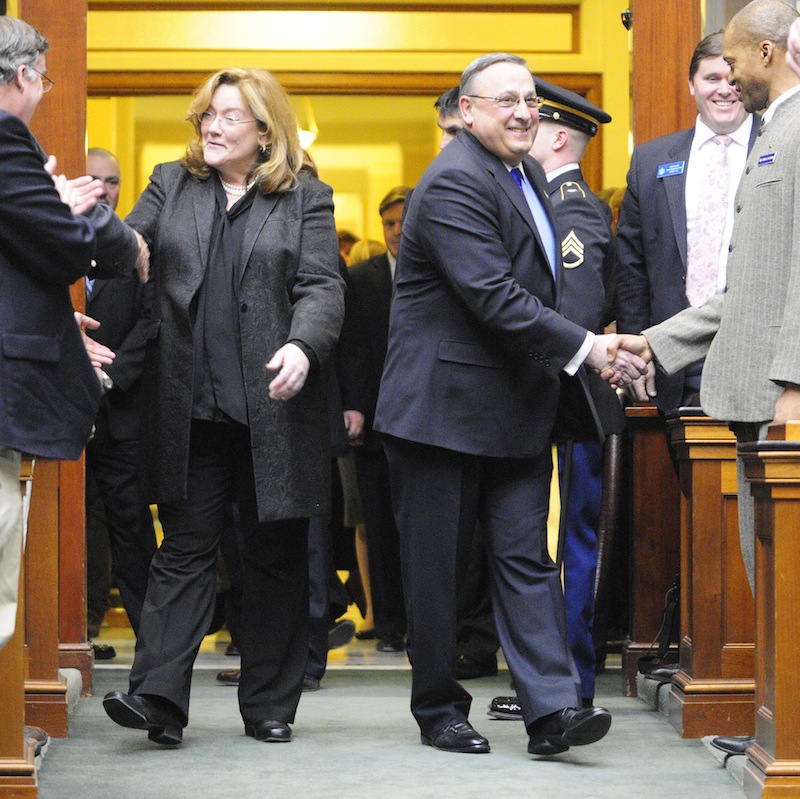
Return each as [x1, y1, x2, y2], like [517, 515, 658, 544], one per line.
[260, 143, 267, 153]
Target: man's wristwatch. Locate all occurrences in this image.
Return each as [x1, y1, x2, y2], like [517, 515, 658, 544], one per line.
[99, 370, 114, 394]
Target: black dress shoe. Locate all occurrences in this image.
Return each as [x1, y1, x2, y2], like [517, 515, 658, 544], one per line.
[302, 674, 321, 692]
[376, 632, 406, 652]
[244, 719, 292, 742]
[421, 721, 490, 753]
[354, 627, 377, 640]
[645, 665, 680, 683]
[328, 619, 356, 650]
[527, 706, 612, 756]
[710, 735, 756, 756]
[103, 691, 184, 746]
[488, 695, 523, 720]
[91, 642, 116, 661]
[216, 669, 240, 686]
[455, 653, 498, 680]
[24, 726, 50, 758]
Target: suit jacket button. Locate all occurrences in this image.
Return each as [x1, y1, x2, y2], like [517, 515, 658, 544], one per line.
[240, 303, 248, 312]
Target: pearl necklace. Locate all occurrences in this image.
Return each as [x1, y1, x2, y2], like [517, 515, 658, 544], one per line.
[220, 177, 255, 195]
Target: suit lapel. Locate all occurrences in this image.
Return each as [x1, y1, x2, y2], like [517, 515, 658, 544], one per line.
[746, 113, 760, 153]
[239, 190, 281, 285]
[375, 253, 393, 307]
[87, 277, 107, 306]
[664, 130, 693, 270]
[520, 159, 559, 289]
[191, 179, 217, 290]
[492, 159, 556, 287]
[460, 133, 556, 286]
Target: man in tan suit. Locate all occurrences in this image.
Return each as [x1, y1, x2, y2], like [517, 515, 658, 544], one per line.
[613, 0, 800, 757]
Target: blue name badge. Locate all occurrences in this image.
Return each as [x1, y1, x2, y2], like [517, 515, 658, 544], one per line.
[657, 161, 686, 178]
[758, 152, 777, 166]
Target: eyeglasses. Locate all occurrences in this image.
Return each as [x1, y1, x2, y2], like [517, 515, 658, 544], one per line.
[29, 66, 54, 93]
[195, 110, 257, 129]
[467, 94, 544, 110]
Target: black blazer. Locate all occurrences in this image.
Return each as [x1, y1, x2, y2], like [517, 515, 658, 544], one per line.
[87, 271, 153, 441]
[0, 110, 138, 460]
[616, 116, 759, 411]
[338, 251, 392, 448]
[374, 131, 587, 459]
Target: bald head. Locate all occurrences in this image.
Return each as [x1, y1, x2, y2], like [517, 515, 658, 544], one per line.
[86, 148, 121, 211]
[723, 0, 800, 112]
[729, 0, 796, 48]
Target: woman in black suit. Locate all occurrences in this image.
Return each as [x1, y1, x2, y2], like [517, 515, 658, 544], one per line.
[103, 68, 344, 746]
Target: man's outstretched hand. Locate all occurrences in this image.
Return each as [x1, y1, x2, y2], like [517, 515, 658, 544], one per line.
[598, 333, 657, 401]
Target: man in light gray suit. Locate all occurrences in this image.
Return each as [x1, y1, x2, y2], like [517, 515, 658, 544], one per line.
[613, 0, 800, 757]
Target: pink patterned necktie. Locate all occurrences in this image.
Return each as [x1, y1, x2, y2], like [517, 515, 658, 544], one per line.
[685, 134, 732, 307]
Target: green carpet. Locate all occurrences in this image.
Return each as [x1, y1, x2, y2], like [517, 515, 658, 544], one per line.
[36, 669, 744, 799]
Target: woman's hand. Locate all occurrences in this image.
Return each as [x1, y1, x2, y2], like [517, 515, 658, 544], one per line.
[266, 342, 310, 400]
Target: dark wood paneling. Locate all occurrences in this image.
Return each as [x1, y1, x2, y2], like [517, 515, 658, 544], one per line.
[666, 412, 754, 739]
[742, 430, 800, 797]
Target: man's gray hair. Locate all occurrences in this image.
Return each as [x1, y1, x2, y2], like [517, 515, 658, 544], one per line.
[0, 16, 49, 86]
[459, 53, 529, 97]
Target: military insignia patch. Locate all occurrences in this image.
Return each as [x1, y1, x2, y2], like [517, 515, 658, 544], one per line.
[561, 230, 584, 268]
[559, 181, 586, 200]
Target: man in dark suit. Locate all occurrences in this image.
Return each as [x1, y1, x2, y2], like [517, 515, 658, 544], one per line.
[340, 186, 410, 653]
[84, 148, 156, 653]
[374, 53, 639, 757]
[0, 17, 143, 652]
[490, 81, 624, 721]
[616, 31, 759, 411]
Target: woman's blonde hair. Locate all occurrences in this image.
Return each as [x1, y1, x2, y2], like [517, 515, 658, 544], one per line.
[182, 68, 304, 194]
[349, 239, 387, 265]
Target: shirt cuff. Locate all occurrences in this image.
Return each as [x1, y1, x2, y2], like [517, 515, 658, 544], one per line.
[563, 331, 595, 376]
[288, 339, 318, 370]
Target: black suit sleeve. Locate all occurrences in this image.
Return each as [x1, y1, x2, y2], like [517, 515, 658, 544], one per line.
[85, 202, 140, 278]
[103, 278, 154, 392]
[336, 266, 371, 415]
[0, 113, 96, 285]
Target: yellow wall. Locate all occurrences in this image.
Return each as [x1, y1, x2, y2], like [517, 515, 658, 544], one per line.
[86, 0, 633, 234]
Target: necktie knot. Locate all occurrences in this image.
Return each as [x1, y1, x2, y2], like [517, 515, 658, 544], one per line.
[712, 134, 732, 148]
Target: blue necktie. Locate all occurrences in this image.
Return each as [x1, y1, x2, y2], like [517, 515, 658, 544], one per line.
[511, 168, 557, 277]
[85, 277, 94, 297]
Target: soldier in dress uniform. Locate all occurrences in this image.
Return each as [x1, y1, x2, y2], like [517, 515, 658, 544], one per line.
[489, 79, 624, 718]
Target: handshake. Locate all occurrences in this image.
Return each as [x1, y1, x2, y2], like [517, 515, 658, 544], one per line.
[588, 333, 655, 402]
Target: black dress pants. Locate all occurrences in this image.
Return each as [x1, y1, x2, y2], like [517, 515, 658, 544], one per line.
[129, 420, 309, 726]
[383, 436, 580, 735]
[353, 445, 406, 639]
[86, 414, 156, 636]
